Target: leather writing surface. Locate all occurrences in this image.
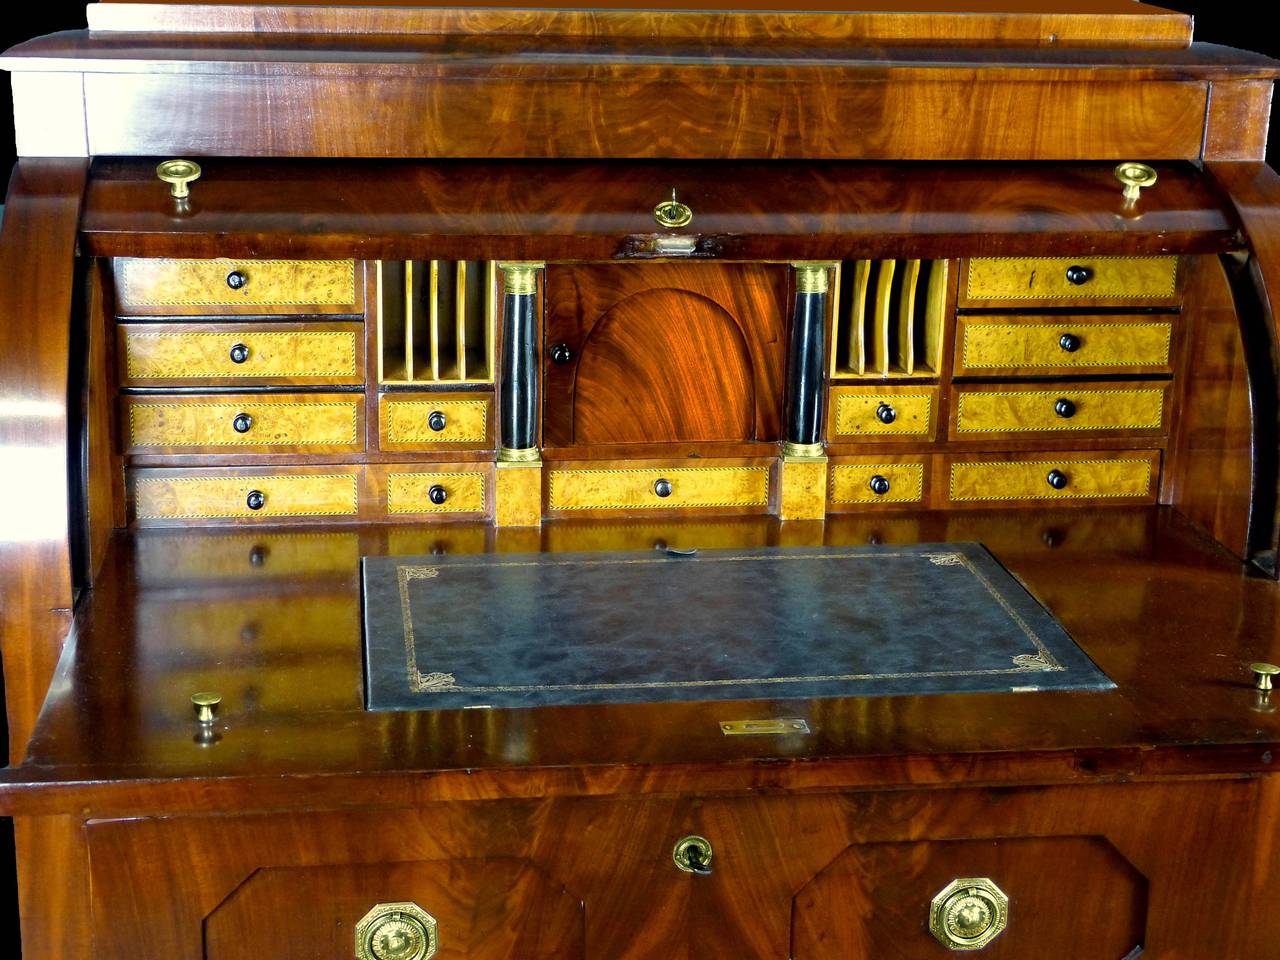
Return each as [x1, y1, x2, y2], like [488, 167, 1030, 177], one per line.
[362, 543, 1112, 710]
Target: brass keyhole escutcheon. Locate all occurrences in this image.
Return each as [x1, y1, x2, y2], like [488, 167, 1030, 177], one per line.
[654, 189, 693, 229]
[929, 878, 1008, 951]
[673, 835, 713, 875]
[356, 902, 439, 960]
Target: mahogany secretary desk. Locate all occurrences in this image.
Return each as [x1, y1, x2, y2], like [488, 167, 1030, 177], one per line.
[3, 1, 1280, 957]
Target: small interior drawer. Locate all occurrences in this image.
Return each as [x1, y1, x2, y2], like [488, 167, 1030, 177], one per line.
[123, 394, 363, 453]
[950, 383, 1169, 438]
[828, 386, 938, 442]
[115, 258, 362, 315]
[131, 469, 361, 523]
[960, 256, 1179, 306]
[945, 452, 1160, 506]
[376, 465, 491, 518]
[546, 463, 771, 513]
[119, 322, 364, 386]
[955, 316, 1175, 376]
[828, 458, 928, 509]
[379, 393, 492, 449]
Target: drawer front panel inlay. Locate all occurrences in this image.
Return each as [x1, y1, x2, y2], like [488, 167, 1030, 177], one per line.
[957, 318, 1174, 375]
[133, 473, 360, 520]
[830, 388, 935, 440]
[829, 462, 925, 505]
[948, 455, 1158, 503]
[548, 465, 770, 511]
[963, 256, 1179, 305]
[386, 472, 488, 515]
[121, 325, 362, 385]
[953, 387, 1168, 436]
[117, 258, 358, 309]
[125, 396, 362, 452]
[380, 396, 491, 447]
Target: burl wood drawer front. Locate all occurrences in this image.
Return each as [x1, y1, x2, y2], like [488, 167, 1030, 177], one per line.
[828, 386, 937, 442]
[132, 470, 361, 522]
[115, 257, 361, 315]
[946, 452, 1160, 505]
[379, 393, 492, 450]
[828, 459, 927, 508]
[955, 316, 1175, 376]
[547, 464, 771, 513]
[119, 323, 364, 386]
[124, 395, 363, 453]
[379, 467, 491, 517]
[961, 256, 1179, 307]
[950, 384, 1169, 438]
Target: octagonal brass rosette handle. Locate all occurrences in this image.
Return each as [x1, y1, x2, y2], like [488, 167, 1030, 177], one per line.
[355, 902, 438, 960]
[929, 877, 1009, 951]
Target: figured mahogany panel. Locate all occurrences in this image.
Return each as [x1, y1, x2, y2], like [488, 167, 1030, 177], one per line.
[543, 263, 787, 447]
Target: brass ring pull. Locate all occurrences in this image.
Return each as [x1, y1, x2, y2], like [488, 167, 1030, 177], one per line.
[930, 878, 1008, 951]
[673, 835, 713, 875]
[356, 902, 439, 960]
[654, 188, 693, 229]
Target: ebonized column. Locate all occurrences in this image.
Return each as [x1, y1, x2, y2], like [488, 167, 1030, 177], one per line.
[782, 263, 831, 457]
[498, 262, 542, 461]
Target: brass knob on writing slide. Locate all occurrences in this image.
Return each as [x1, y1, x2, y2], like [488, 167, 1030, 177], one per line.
[156, 158, 201, 199]
[1252, 663, 1280, 692]
[229, 342, 250, 364]
[427, 410, 447, 432]
[1115, 161, 1158, 202]
[428, 485, 448, 506]
[673, 836, 713, 875]
[226, 270, 249, 290]
[191, 691, 221, 724]
[232, 413, 254, 434]
[1046, 469, 1069, 490]
[875, 402, 897, 425]
[930, 878, 1009, 951]
[246, 490, 266, 511]
[868, 475, 892, 496]
[1058, 332, 1082, 353]
[654, 188, 693, 229]
[1054, 398, 1076, 419]
[356, 902, 439, 960]
[654, 478, 673, 498]
[1064, 264, 1092, 286]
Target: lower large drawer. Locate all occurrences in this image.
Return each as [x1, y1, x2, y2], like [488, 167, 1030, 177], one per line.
[131, 468, 361, 524]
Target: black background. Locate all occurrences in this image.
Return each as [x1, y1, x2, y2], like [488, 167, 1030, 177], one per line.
[0, 1, 1275, 953]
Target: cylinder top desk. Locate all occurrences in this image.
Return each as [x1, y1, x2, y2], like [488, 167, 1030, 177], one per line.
[3, 1, 1280, 958]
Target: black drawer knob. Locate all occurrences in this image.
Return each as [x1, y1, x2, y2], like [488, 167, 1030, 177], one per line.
[1046, 469, 1070, 490]
[248, 545, 269, 567]
[1058, 333, 1082, 353]
[868, 474, 892, 496]
[245, 490, 266, 510]
[875, 402, 897, 425]
[654, 478, 673, 498]
[229, 343, 250, 364]
[427, 410, 447, 432]
[1054, 398, 1076, 419]
[226, 270, 249, 290]
[551, 343, 574, 365]
[232, 413, 254, 434]
[1064, 264, 1092, 286]
[428, 484, 448, 505]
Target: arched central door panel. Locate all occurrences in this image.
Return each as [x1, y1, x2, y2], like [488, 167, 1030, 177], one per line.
[543, 263, 789, 448]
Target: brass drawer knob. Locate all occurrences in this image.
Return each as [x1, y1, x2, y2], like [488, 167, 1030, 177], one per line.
[868, 475, 892, 496]
[229, 342, 251, 364]
[1115, 161, 1158, 202]
[1252, 662, 1280, 691]
[356, 902, 438, 960]
[191, 691, 221, 724]
[654, 188, 693, 229]
[1058, 332, 1082, 353]
[428, 484, 448, 506]
[1064, 264, 1092, 286]
[232, 413, 254, 434]
[1054, 398, 1076, 419]
[930, 877, 1009, 951]
[1046, 469, 1069, 490]
[427, 410, 447, 432]
[246, 490, 266, 511]
[156, 158, 201, 199]
[673, 835, 713, 875]
[654, 478, 674, 498]
[875, 402, 897, 425]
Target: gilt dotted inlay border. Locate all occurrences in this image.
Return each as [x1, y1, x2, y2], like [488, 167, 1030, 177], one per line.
[954, 389, 1166, 433]
[948, 458, 1155, 502]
